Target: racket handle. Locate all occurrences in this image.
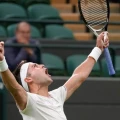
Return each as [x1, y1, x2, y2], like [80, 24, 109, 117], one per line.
[104, 32, 115, 75]
[104, 48, 115, 75]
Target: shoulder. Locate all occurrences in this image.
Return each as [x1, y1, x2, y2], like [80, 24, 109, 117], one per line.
[18, 92, 37, 114]
[49, 86, 67, 103]
[27, 92, 37, 99]
[49, 86, 66, 94]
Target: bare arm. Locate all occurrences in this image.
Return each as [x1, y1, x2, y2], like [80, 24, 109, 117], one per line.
[64, 32, 109, 100]
[0, 42, 27, 110]
[64, 57, 95, 100]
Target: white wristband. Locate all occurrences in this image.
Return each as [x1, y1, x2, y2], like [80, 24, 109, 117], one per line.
[0, 57, 8, 72]
[88, 47, 102, 62]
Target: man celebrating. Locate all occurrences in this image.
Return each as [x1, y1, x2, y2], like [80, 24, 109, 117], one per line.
[0, 32, 109, 120]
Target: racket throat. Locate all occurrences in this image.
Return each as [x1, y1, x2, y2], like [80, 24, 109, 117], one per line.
[87, 25, 98, 37]
[88, 25, 105, 37]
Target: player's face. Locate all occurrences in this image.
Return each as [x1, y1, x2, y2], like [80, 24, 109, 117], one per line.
[27, 63, 53, 85]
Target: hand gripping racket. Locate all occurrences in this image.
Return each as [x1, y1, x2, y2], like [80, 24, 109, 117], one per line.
[78, 0, 115, 75]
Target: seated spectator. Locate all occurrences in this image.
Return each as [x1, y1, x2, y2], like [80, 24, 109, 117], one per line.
[5, 21, 42, 72]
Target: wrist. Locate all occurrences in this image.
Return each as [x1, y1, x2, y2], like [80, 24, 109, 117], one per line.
[0, 57, 8, 72]
[88, 47, 102, 62]
[96, 45, 103, 52]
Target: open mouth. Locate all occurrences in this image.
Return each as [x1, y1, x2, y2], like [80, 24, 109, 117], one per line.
[45, 68, 48, 74]
[45, 68, 51, 77]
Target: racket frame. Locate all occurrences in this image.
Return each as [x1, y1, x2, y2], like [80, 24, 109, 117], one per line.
[78, 0, 115, 75]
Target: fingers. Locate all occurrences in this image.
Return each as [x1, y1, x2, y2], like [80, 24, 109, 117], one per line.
[98, 32, 104, 40]
[103, 32, 109, 48]
[103, 41, 109, 48]
[96, 32, 105, 50]
[0, 47, 3, 53]
[0, 41, 4, 54]
[104, 32, 109, 42]
[96, 32, 109, 51]
[0, 41, 4, 47]
[1, 41, 4, 46]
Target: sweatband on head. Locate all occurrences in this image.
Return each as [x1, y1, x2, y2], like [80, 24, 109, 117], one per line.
[20, 63, 30, 92]
[88, 47, 102, 62]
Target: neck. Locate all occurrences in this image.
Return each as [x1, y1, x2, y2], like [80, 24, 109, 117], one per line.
[29, 84, 49, 97]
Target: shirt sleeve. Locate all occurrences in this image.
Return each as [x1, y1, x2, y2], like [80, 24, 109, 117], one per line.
[49, 86, 67, 104]
[17, 92, 37, 114]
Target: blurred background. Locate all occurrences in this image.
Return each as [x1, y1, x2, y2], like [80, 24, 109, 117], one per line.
[0, 0, 120, 120]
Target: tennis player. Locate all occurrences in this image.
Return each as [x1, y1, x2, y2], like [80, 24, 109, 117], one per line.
[0, 32, 109, 120]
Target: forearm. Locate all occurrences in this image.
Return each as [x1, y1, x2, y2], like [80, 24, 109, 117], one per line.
[64, 33, 109, 100]
[0, 42, 27, 110]
[64, 47, 102, 100]
[64, 58, 95, 101]
[1, 69, 22, 93]
[0, 58, 21, 93]
[73, 57, 95, 79]
[73, 47, 102, 80]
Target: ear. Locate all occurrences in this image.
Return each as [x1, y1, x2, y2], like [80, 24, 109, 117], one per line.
[25, 77, 32, 84]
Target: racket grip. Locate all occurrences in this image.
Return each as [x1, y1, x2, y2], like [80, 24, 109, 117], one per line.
[104, 48, 115, 75]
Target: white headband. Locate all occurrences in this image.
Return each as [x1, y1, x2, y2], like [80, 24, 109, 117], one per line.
[20, 63, 30, 92]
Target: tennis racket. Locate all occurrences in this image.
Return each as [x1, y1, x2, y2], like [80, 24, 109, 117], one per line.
[78, 0, 115, 75]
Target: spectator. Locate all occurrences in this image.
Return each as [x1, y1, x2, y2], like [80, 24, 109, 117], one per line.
[5, 21, 42, 72]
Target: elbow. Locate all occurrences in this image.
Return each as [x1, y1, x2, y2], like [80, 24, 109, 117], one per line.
[73, 69, 90, 83]
[81, 71, 89, 82]
[72, 72, 88, 83]
[80, 72, 88, 82]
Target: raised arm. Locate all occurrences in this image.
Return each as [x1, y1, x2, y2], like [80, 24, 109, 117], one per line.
[0, 42, 27, 110]
[64, 32, 109, 100]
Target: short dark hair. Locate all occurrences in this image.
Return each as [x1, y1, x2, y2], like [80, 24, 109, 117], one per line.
[13, 60, 26, 86]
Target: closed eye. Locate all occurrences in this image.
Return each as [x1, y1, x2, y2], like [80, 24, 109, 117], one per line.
[34, 63, 37, 68]
[42, 65, 45, 68]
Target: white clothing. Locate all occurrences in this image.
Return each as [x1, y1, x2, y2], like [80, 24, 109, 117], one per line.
[17, 86, 67, 120]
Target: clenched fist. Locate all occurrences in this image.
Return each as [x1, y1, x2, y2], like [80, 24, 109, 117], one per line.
[0, 41, 5, 61]
[96, 32, 109, 51]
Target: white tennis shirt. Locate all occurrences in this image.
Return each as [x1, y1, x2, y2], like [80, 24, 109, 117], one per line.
[17, 86, 67, 120]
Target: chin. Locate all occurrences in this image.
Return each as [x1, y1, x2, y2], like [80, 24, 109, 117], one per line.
[49, 78, 53, 83]
[48, 78, 53, 85]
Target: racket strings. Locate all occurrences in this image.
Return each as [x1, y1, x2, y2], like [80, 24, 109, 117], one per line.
[80, 0, 108, 28]
[89, 21, 106, 28]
